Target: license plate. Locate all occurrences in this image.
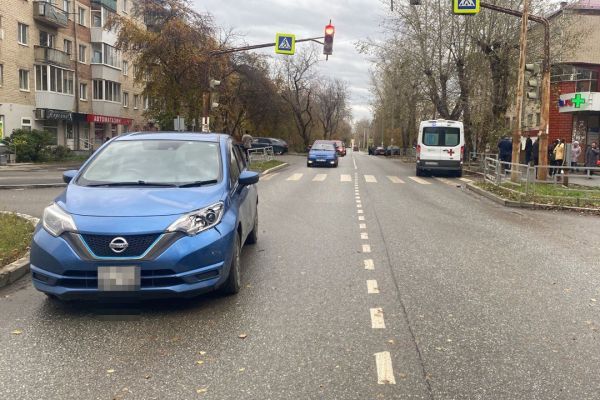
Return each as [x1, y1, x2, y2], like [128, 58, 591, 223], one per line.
[425, 161, 438, 166]
[317, 159, 325, 162]
[98, 266, 140, 291]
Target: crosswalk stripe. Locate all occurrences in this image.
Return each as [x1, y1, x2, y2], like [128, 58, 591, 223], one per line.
[261, 172, 279, 181]
[408, 176, 431, 185]
[387, 176, 405, 184]
[364, 175, 377, 183]
[435, 177, 454, 186]
[286, 173, 303, 181]
[341, 174, 352, 182]
[312, 174, 327, 182]
[459, 177, 473, 183]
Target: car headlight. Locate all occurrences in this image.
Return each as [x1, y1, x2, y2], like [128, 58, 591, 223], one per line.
[42, 203, 77, 237]
[167, 202, 224, 236]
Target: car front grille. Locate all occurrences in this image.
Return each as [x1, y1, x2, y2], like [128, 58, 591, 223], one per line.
[80, 234, 161, 258]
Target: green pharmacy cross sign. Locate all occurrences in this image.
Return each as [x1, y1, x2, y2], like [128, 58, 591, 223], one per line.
[572, 93, 586, 108]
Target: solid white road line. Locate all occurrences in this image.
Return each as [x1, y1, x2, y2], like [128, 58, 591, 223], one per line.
[362, 244, 371, 253]
[312, 174, 327, 182]
[459, 177, 473, 183]
[286, 173, 303, 181]
[261, 172, 279, 181]
[386, 176, 405, 184]
[361, 232, 369, 240]
[341, 174, 352, 182]
[367, 280, 379, 294]
[370, 308, 385, 329]
[358, 216, 365, 221]
[359, 223, 367, 229]
[374, 352, 396, 385]
[364, 175, 377, 183]
[408, 176, 431, 185]
[364, 259, 374, 270]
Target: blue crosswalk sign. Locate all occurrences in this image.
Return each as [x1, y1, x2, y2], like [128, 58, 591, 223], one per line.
[454, 0, 480, 14]
[275, 33, 296, 55]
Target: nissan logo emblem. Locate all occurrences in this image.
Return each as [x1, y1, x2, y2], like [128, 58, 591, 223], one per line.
[109, 237, 129, 254]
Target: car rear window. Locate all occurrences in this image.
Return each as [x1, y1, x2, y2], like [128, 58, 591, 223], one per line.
[422, 127, 460, 147]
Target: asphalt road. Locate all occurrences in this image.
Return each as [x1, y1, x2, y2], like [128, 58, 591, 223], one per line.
[1, 152, 599, 399]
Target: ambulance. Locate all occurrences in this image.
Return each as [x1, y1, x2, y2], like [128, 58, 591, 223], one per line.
[415, 119, 465, 177]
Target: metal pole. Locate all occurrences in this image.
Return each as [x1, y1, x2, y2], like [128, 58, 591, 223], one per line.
[511, 0, 529, 182]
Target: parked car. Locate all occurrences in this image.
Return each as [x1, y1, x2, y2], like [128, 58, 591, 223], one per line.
[251, 137, 289, 155]
[374, 146, 386, 155]
[385, 145, 400, 156]
[416, 119, 464, 177]
[333, 140, 347, 157]
[353, 145, 359, 151]
[307, 141, 338, 167]
[30, 132, 259, 300]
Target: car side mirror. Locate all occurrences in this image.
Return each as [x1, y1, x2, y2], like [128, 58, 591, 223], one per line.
[62, 169, 77, 184]
[239, 170, 259, 186]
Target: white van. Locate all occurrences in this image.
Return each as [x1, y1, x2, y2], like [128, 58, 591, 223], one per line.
[416, 119, 465, 177]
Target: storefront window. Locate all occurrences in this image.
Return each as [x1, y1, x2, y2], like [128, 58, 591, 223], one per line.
[43, 120, 58, 145]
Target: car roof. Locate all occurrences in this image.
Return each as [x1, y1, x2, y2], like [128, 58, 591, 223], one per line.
[115, 131, 227, 142]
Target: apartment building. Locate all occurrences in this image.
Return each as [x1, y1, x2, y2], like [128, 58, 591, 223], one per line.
[0, 0, 147, 151]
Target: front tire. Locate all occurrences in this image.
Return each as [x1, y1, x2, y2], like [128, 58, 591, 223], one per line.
[220, 234, 241, 295]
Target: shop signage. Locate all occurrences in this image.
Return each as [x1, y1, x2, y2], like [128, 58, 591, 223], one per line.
[559, 92, 600, 113]
[46, 109, 73, 121]
[86, 114, 133, 126]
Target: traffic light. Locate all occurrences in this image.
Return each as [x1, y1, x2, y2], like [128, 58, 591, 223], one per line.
[525, 63, 541, 100]
[323, 24, 335, 56]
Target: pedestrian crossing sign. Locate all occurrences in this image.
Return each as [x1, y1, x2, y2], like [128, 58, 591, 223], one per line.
[454, 0, 480, 14]
[275, 33, 296, 55]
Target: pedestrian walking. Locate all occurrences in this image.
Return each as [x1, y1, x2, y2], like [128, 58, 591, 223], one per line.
[553, 139, 565, 176]
[532, 138, 539, 166]
[524, 134, 533, 165]
[548, 139, 558, 176]
[242, 131, 253, 162]
[498, 136, 512, 172]
[571, 141, 581, 171]
[585, 142, 600, 178]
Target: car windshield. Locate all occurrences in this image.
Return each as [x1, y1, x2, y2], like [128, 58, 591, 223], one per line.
[77, 140, 221, 186]
[422, 127, 461, 147]
[311, 143, 335, 151]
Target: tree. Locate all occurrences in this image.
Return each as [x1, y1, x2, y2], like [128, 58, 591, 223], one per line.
[315, 78, 351, 139]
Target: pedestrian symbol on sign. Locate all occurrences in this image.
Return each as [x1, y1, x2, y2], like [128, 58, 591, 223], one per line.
[453, 0, 480, 14]
[275, 33, 296, 55]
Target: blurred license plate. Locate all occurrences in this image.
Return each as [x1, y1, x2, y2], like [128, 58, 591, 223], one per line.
[317, 159, 325, 162]
[98, 266, 140, 291]
[425, 161, 438, 166]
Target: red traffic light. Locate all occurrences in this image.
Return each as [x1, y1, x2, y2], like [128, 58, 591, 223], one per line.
[325, 24, 335, 36]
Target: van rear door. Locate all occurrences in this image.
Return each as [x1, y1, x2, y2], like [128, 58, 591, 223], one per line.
[438, 126, 462, 163]
[421, 125, 462, 164]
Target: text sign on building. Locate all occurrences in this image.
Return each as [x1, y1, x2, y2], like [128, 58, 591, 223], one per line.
[86, 114, 133, 126]
[275, 33, 296, 55]
[559, 92, 600, 113]
[454, 0, 480, 14]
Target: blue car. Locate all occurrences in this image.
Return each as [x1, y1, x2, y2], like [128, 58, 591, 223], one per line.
[30, 132, 259, 300]
[307, 141, 338, 167]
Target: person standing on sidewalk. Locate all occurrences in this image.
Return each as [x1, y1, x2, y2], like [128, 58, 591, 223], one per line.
[553, 139, 565, 176]
[571, 141, 582, 170]
[525, 134, 533, 165]
[585, 142, 599, 178]
[242, 131, 253, 162]
[532, 138, 540, 166]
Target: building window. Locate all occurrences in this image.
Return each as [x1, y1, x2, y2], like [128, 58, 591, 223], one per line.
[19, 69, 29, 91]
[35, 65, 74, 95]
[123, 0, 128, 13]
[18, 23, 28, 45]
[93, 80, 103, 100]
[91, 44, 121, 68]
[527, 114, 533, 127]
[78, 7, 86, 26]
[144, 96, 149, 109]
[123, 92, 129, 108]
[64, 39, 72, 55]
[133, 94, 139, 109]
[63, 0, 71, 13]
[0, 64, 3, 87]
[78, 44, 86, 63]
[536, 113, 541, 126]
[92, 44, 102, 64]
[21, 118, 32, 132]
[122, 60, 128, 76]
[91, 10, 101, 28]
[80, 82, 87, 100]
[93, 79, 121, 102]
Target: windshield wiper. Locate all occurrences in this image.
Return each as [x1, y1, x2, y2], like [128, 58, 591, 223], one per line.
[86, 181, 177, 187]
[178, 179, 218, 188]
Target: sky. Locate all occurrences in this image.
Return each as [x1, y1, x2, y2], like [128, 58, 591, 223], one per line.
[192, 0, 390, 123]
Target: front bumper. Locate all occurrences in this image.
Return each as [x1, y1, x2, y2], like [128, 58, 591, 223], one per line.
[30, 223, 237, 300]
[417, 160, 462, 171]
[307, 158, 337, 166]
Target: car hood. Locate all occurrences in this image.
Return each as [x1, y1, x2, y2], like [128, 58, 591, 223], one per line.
[57, 184, 225, 217]
[309, 150, 336, 157]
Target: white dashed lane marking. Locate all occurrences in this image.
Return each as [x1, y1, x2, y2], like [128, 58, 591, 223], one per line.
[386, 176, 405, 184]
[374, 352, 396, 385]
[312, 174, 327, 182]
[367, 280, 379, 294]
[408, 176, 431, 185]
[370, 308, 386, 329]
[364, 175, 377, 183]
[261, 172, 279, 181]
[362, 244, 371, 253]
[286, 173, 303, 181]
[364, 259, 374, 270]
[358, 216, 365, 221]
[358, 210, 364, 214]
[341, 174, 352, 182]
[361, 232, 369, 240]
[359, 223, 367, 229]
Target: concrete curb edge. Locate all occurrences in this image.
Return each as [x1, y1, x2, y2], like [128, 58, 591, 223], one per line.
[0, 212, 39, 289]
[261, 162, 289, 176]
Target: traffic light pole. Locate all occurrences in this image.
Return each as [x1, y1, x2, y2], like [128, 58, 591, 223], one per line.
[480, 1, 551, 180]
[209, 37, 325, 56]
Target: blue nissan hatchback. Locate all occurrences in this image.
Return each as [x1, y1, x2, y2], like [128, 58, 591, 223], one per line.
[30, 132, 259, 300]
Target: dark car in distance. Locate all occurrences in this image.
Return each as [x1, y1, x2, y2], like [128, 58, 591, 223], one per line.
[251, 137, 289, 155]
[385, 145, 400, 156]
[374, 146, 386, 156]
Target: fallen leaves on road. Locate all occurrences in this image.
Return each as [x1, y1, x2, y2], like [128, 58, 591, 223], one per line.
[144, 375, 151, 380]
[239, 368, 245, 372]
[107, 369, 115, 374]
[196, 387, 208, 394]
[198, 351, 207, 355]
[196, 361, 204, 365]
[238, 333, 248, 339]
[11, 329, 22, 335]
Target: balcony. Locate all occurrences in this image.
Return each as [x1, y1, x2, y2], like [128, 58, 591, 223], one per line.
[91, 0, 117, 12]
[34, 46, 71, 68]
[33, 1, 68, 28]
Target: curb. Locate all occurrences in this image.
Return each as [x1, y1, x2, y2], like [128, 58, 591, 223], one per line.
[0, 212, 39, 289]
[261, 162, 289, 176]
[465, 183, 600, 214]
[0, 183, 66, 190]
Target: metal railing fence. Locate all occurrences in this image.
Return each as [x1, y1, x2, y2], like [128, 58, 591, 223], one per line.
[248, 146, 274, 163]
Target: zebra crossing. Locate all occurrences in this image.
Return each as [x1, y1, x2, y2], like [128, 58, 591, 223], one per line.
[265, 172, 473, 186]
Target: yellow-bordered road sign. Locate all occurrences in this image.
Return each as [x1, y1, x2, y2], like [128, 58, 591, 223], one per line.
[454, 0, 480, 14]
[275, 33, 296, 55]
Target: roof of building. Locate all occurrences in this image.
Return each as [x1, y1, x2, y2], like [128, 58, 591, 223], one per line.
[550, 0, 600, 18]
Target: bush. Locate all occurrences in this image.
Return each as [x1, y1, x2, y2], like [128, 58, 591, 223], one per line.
[45, 145, 72, 161]
[5, 129, 55, 162]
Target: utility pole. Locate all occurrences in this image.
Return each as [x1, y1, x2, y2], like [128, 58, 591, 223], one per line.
[511, 0, 529, 182]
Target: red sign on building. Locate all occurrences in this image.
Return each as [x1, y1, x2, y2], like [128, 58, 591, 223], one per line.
[86, 114, 133, 126]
